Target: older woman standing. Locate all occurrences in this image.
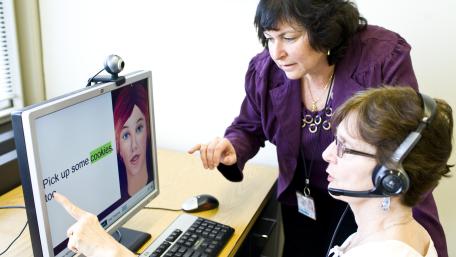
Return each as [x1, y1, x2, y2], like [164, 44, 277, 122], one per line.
[189, 0, 447, 256]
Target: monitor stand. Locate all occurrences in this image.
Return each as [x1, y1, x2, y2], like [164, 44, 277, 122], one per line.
[112, 227, 152, 253]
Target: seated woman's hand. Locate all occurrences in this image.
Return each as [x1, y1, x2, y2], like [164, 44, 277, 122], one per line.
[54, 193, 135, 257]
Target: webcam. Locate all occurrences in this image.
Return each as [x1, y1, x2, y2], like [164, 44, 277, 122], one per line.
[86, 54, 126, 87]
[104, 54, 125, 78]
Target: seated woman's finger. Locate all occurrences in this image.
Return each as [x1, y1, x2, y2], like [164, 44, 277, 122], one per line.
[54, 193, 86, 221]
[66, 226, 74, 238]
[67, 229, 80, 253]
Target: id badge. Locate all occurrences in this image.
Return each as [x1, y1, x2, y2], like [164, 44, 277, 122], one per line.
[296, 191, 317, 220]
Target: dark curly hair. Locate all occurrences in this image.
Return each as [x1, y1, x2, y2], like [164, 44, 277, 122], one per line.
[254, 0, 367, 65]
[331, 86, 453, 206]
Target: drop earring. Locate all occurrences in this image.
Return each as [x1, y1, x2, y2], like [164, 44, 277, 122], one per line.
[381, 197, 391, 211]
[327, 49, 331, 56]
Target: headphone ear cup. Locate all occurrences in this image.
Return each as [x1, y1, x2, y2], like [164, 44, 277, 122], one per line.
[372, 165, 410, 196]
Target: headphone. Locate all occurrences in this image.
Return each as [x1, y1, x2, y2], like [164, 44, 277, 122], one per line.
[328, 92, 437, 198]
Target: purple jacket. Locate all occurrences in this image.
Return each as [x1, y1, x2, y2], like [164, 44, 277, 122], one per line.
[218, 25, 448, 257]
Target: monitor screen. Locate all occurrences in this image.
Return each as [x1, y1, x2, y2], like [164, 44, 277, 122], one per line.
[12, 70, 159, 257]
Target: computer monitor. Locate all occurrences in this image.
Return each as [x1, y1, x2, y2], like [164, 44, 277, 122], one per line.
[12, 70, 159, 257]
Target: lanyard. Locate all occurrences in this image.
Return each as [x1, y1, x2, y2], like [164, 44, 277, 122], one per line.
[300, 146, 312, 197]
[299, 75, 334, 196]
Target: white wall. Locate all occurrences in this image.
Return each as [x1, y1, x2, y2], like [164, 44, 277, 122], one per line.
[38, 0, 456, 255]
[39, 0, 277, 164]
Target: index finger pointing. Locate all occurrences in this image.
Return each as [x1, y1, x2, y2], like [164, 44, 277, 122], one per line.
[54, 192, 86, 220]
[188, 144, 201, 154]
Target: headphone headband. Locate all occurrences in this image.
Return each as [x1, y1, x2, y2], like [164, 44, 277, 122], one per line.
[420, 93, 437, 124]
[391, 93, 436, 165]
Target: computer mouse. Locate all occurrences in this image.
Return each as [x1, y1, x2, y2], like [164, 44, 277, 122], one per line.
[181, 194, 219, 212]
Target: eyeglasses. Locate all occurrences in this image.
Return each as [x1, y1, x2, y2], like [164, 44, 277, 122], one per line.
[334, 137, 376, 159]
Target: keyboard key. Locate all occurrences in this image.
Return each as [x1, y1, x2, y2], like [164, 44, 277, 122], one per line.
[140, 214, 234, 257]
[183, 249, 194, 257]
[165, 229, 183, 242]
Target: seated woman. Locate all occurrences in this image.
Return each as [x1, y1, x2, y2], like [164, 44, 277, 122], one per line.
[324, 86, 453, 256]
[54, 86, 453, 257]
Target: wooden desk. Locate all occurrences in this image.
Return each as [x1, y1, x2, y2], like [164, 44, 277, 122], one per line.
[0, 148, 278, 257]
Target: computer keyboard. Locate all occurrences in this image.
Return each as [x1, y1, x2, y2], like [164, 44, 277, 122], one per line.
[139, 214, 235, 257]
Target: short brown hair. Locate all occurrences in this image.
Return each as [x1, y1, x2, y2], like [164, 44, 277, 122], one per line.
[331, 86, 453, 206]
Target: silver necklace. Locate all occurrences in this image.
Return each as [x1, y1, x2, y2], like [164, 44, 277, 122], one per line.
[302, 74, 335, 133]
